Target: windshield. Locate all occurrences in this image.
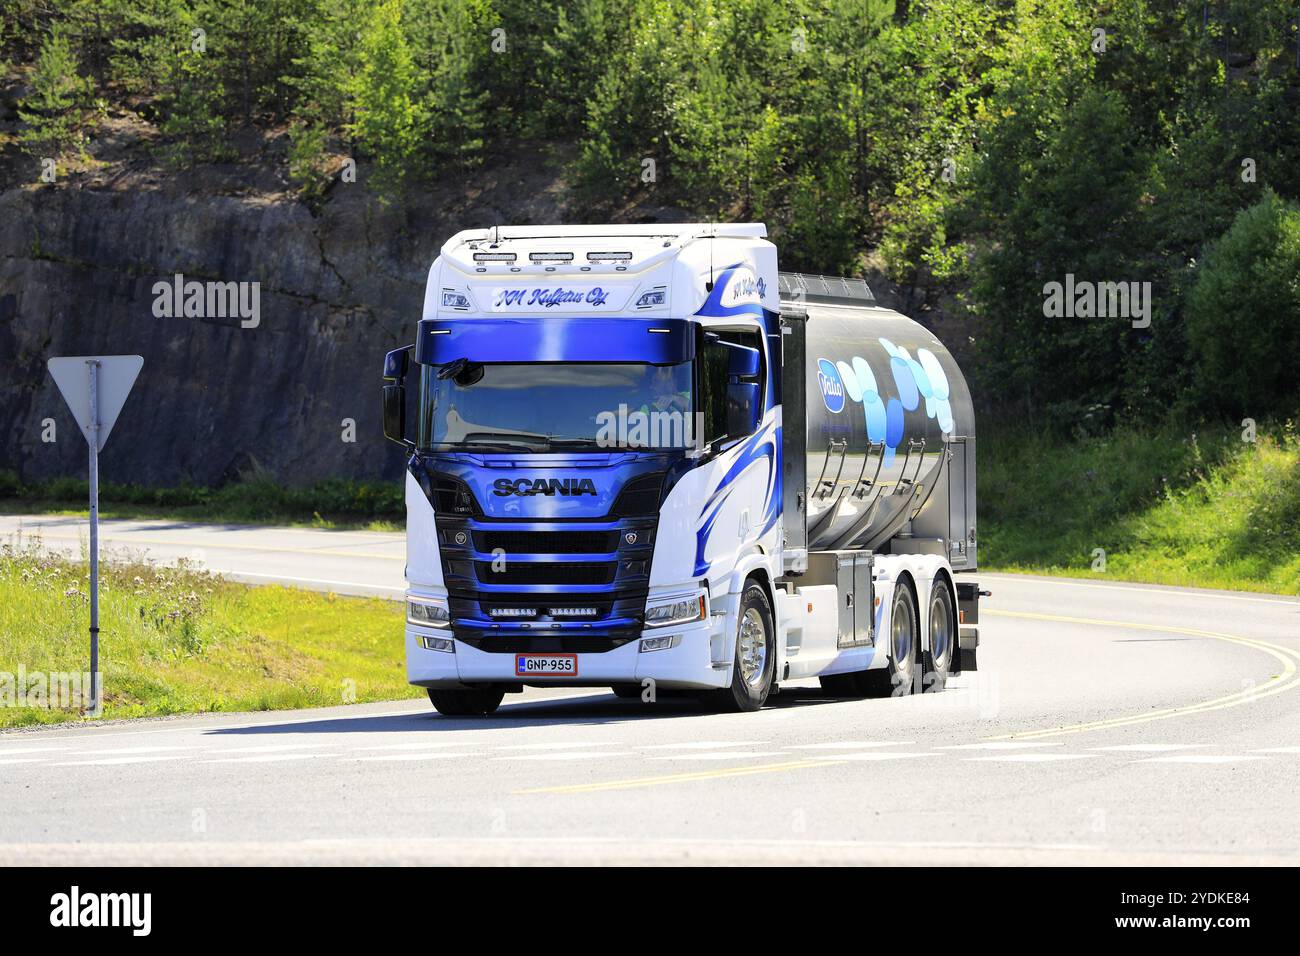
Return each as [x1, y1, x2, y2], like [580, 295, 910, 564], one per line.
[418, 362, 695, 451]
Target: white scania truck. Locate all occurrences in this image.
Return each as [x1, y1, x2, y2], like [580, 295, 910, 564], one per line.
[382, 223, 982, 715]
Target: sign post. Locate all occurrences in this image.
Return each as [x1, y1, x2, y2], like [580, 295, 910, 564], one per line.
[48, 355, 143, 718]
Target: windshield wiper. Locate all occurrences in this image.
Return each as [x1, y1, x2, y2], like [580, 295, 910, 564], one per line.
[459, 431, 549, 451]
[543, 437, 603, 449]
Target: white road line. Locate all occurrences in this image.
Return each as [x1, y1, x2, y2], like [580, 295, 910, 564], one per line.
[649, 752, 789, 761]
[0, 705, 429, 744]
[52, 755, 193, 766]
[349, 741, 482, 751]
[788, 741, 916, 750]
[0, 758, 49, 766]
[0, 747, 69, 755]
[351, 752, 487, 762]
[967, 754, 1103, 763]
[983, 573, 1298, 606]
[940, 742, 1064, 751]
[641, 741, 770, 750]
[199, 744, 326, 755]
[813, 752, 941, 761]
[1089, 744, 1209, 752]
[1138, 755, 1269, 764]
[202, 753, 325, 764]
[492, 742, 612, 751]
[66, 746, 193, 756]
[1250, 746, 1300, 754]
[493, 752, 636, 761]
[205, 569, 404, 594]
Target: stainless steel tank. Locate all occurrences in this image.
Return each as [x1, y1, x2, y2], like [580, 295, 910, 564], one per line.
[778, 273, 977, 569]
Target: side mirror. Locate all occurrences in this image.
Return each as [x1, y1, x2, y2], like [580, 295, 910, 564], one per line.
[383, 346, 411, 382]
[726, 343, 761, 381]
[382, 384, 408, 446]
[726, 382, 761, 439]
[382, 345, 413, 447]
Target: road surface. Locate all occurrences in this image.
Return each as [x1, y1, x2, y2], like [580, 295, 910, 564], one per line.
[2, 514, 1299, 865]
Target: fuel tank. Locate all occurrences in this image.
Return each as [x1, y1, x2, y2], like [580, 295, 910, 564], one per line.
[779, 273, 977, 568]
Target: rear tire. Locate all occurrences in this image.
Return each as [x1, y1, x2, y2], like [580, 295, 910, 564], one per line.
[427, 687, 505, 716]
[861, 577, 919, 697]
[922, 575, 955, 693]
[703, 581, 775, 712]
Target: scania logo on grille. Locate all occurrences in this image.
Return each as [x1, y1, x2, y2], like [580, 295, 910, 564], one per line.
[492, 477, 598, 497]
[624, 532, 638, 545]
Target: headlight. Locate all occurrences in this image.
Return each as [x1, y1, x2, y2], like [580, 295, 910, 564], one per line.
[635, 290, 666, 308]
[644, 591, 706, 628]
[407, 596, 450, 628]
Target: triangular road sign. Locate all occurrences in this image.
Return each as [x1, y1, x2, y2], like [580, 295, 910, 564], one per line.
[48, 355, 144, 452]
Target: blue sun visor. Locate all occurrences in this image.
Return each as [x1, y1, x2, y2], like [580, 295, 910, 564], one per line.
[414, 318, 695, 366]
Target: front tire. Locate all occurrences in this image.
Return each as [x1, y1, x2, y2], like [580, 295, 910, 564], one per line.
[427, 686, 505, 716]
[610, 682, 642, 699]
[705, 581, 776, 712]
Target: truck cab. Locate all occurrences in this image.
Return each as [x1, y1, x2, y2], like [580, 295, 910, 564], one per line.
[383, 223, 979, 716]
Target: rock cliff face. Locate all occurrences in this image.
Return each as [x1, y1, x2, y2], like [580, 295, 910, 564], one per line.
[0, 151, 585, 485]
[1, 148, 956, 487]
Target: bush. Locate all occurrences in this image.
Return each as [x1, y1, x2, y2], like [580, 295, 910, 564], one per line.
[1186, 190, 1300, 420]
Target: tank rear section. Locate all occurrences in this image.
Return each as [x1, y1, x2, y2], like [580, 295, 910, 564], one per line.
[777, 273, 976, 570]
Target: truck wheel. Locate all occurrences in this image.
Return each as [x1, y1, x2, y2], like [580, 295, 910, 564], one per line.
[861, 577, 919, 697]
[922, 576, 955, 693]
[706, 581, 776, 712]
[427, 687, 505, 716]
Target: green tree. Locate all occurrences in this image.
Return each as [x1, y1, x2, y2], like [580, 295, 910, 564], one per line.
[1187, 190, 1300, 419]
[17, 24, 90, 161]
[349, 0, 426, 198]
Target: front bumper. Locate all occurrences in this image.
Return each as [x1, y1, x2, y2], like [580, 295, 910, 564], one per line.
[406, 616, 728, 691]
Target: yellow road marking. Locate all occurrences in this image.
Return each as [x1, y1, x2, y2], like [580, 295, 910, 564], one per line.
[983, 609, 1300, 740]
[513, 758, 844, 795]
[7, 531, 401, 562]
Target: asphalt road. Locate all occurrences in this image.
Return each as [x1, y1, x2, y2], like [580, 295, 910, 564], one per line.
[3, 514, 1299, 865]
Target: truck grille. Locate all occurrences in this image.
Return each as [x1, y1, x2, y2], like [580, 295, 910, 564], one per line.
[475, 562, 616, 586]
[474, 530, 620, 554]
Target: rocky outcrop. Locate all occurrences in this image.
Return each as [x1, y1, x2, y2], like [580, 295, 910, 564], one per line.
[0, 150, 581, 485]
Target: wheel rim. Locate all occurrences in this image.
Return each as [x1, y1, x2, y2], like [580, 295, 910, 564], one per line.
[738, 607, 768, 688]
[892, 594, 914, 670]
[930, 591, 952, 670]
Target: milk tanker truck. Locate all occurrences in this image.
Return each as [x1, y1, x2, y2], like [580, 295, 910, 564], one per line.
[382, 223, 983, 715]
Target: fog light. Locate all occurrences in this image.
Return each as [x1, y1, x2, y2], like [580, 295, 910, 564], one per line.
[489, 607, 536, 618]
[419, 635, 455, 652]
[639, 634, 680, 653]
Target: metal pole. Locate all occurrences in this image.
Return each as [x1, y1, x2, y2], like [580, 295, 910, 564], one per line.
[87, 360, 101, 718]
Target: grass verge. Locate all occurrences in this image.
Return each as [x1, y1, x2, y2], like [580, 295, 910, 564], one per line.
[980, 420, 1300, 595]
[0, 541, 417, 728]
[0, 471, 402, 531]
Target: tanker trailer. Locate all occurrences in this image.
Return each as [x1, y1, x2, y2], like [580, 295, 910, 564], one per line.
[775, 271, 982, 697]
